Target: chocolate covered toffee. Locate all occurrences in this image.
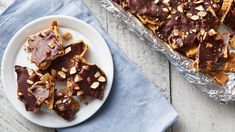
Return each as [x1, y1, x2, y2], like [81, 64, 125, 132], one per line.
[113, 0, 235, 85]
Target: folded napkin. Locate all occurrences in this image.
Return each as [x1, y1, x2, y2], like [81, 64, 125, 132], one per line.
[0, 0, 178, 131]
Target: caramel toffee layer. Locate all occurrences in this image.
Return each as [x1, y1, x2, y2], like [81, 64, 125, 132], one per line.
[53, 88, 79, 120]
[113, 0, 235, 85]
[27, 21, 64, 70]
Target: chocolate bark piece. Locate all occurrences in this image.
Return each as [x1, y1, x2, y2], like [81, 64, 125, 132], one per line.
[39, 41, 88, 81]
[194, 29, 226, 71]
[15, 65, 39, 113]
[27, 21, 64, 69]
[15, 65, 55, 112]
[67, 56, 106, 99]
[53, 88, 79, 120]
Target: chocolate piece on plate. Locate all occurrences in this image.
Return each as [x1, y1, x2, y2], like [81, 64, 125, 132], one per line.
[15, 65, 55, 112]
[194, 29, 226, 71]
[39, 41, 88, 81]
[67, 56, 106, 99]
[15, 65, 39, 112]
[27, 21, 64, 69]
[53, 88, 79, 120]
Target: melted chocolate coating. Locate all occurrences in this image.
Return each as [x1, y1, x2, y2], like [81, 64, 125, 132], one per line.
[15, 65, 39, 113]
[53, 88, 79, 120]
[28, 29, 64, 69]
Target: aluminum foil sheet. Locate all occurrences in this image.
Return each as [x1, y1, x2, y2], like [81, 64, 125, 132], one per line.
[99, 0, 235, 103]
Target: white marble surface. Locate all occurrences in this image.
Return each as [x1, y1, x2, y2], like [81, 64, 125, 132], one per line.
[1, 0, 235, 132]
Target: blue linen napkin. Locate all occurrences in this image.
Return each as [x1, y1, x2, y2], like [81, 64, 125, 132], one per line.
[0, 0, 178, 131]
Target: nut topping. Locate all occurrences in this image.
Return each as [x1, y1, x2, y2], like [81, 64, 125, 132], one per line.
[62, 67, 68, 72]
[77, 90, 84, 96]
[17, 92, 23, 96]
[70, 66, 77, 75]
[74, 74, 83, 82]
[208, 29, 216, 36]
[98, 76, 106, 82]
[90, 82, 100, 89]
[63, 32, 72, 40]
[197, 11, 207, 17]
[94, 71, 101, 78]
[27, 68, 34, 76]
[55, 100, 62, 105]
[26, 79, 34, 84]
[191, 15, 200, 21]
[82, 65, 90, 70]
[65, 47, 72, 54]
[177, 5, 184, 13]
[195, 5, 205, 11]
[58, 71, 66, 79]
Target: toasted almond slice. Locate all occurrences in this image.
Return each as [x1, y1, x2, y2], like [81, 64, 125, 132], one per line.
[208, 29, 217, 36]
[77, 90, 84, 96]
[63, 32, 72, 40]
[27, 68, 34, 76]
[70, 66, 77, 75]
[98, 76, 106, 82]
[195, 5, 205, 11]
[74, 74, 83, 82]
[26, 79, 34, 84]
[177, 5, 184, 13]
[191, 15, 200, 21]
[82, 65, 90, 70]
[51, 69, 57, 77]
[65, 47, 72, 54]
[90, 82, 100, 89]
[58, 71, 66, 79]
[55, 100, 62, 105]
[17, 92, 23, 96]
[154, 0, 159, 4]
[62, 67, 68, 72]
[197, 11, 207, 17]
[74, 86, 80, 90]
[94, 71, 101, 78]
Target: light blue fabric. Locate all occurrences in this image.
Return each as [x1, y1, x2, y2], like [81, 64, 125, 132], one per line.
[0, 0, 178, 131]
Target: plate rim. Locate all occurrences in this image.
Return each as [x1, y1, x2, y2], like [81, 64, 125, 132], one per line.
[1, 15, 114, 128]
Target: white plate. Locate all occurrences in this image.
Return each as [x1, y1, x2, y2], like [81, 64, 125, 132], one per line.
[1, 15, 114, 128]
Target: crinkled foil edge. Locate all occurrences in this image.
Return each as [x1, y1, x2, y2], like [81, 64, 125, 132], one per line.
[100, 0, 235, 103]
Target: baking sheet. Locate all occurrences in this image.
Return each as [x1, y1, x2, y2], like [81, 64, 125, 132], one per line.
[99, 0, 235, 103]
